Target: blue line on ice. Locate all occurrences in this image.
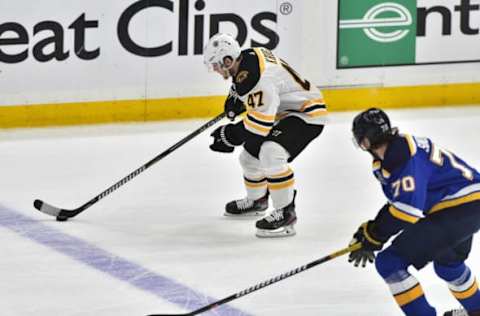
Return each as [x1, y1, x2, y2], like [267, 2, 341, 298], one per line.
[0, 205, 251, 316]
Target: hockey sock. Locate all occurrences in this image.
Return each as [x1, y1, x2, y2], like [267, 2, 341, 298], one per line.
[266, 167, 295, 209]
[259, 141, 294, 209]
[243, 175, 268, 200]
[376, 250, 436, 316]
[435, 262, 480, 312]
[239, 150, 267, 200]
[384, 271, 436, 316]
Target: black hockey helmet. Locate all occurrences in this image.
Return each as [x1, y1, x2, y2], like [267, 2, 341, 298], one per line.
[352, 108, 396, 149]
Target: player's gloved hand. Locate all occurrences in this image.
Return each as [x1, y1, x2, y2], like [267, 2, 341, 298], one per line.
[348, 221, 384, 268]
[224, 89, 245, 121]
[210, 124, 235, 153]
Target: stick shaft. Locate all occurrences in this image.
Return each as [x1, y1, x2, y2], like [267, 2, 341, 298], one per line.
[147, 243, 361, 316]
[93, 112, 226, 205]
[37, 112, 226, 218]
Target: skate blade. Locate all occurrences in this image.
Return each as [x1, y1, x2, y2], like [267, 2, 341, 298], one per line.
[224, 210, 266, 217]
[255, 225, 296, 238]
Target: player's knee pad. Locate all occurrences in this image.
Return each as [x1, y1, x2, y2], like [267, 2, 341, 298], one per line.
[375, 249, 410, 279]
[258, 141, 289, 174]
[434, 261, 467, 282]
[239, 149, 262, 174]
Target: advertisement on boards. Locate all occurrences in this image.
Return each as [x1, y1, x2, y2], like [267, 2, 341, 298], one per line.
[337, 0, 480, 68]
[0, 0, 302, 105]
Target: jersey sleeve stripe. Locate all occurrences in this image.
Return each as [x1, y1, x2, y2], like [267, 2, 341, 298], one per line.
[299, 99, 328, 118]
[391, 202, 424, 217]
[244, 118, 271, 136]
[388, 205, 421, 223]
[304, 107, 328, 118]
[307, 111, 328, 118]
[302, 104, 327, 113]
[275, 112, 289, 120]
[438, 183, 480, 200]
[283, 105, 328, 118]
[429, 191, 480, 214]
[301, 98, 325, 110]
[247, 111, 276, 122]
[246, 114, 274, 127]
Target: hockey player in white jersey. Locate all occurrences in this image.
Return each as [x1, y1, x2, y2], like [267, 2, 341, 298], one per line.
[204, 33, 327, 238]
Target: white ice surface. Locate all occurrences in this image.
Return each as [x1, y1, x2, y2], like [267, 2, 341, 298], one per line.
[1, 106, 480, 316]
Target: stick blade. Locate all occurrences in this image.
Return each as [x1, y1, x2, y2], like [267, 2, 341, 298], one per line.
[146, 314, 191, 316]
[33, 199, 62, 217]
[145, 312, 193, 316]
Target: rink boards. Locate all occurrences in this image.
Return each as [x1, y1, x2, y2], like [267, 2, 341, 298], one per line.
[1, 0, 479, 127]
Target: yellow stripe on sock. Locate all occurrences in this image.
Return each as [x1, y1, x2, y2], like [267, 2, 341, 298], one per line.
[267, 178, 295, 191]
[451, 280, 479, 300]
[394, 284, 424, 306]
[244, 180, 268, 188]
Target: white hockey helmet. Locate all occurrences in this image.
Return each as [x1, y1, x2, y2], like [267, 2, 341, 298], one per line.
[203, 33, 241, 71]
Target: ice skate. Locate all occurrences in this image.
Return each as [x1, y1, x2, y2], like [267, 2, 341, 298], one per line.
[444, 308, 480, 316]
[224, 192, 268, 217]
[255, 191, 297, 238]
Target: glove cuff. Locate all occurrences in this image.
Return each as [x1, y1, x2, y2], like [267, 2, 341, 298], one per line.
[223, 122, 247, 146]
[361, 222, 383, 246]
[219, 125, 235, 147]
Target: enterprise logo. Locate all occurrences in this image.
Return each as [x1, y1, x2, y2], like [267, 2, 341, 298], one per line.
[339, 2, 412, 43]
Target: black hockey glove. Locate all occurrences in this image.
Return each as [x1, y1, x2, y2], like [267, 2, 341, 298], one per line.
[224, 89, 246, 121]
[209, 124, 242, 153]
[348, 221, 385, 268]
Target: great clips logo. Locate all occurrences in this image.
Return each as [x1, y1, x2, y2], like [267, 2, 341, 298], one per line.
[118, 0, 279, 57]
[0, 0, 280, 64]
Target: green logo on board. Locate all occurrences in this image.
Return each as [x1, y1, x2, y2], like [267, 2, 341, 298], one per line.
[338, 0, 417, 68]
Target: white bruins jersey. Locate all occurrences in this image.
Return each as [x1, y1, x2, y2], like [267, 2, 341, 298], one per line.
[232, 47, 327, 137]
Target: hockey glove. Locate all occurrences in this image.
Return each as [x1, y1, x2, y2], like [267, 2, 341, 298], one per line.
[224, 89, 246, 121]
[348, 221, 385, 268]
[210, 124, 245, 153]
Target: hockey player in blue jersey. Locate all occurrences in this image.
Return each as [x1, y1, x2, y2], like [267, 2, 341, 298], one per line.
[348, 108, 480, 316]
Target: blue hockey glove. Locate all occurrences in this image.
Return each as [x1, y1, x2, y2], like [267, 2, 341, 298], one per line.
[348, 221, 384, 268]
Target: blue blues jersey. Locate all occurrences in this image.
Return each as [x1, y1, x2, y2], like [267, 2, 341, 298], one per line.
[373, 134, 480, 224]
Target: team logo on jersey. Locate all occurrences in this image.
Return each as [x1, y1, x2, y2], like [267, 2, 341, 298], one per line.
[236, 70, 249, 83]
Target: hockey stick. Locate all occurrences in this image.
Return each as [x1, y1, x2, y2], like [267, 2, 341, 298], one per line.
[33, 112, 226, 221]
[146, 243, 361, 316]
